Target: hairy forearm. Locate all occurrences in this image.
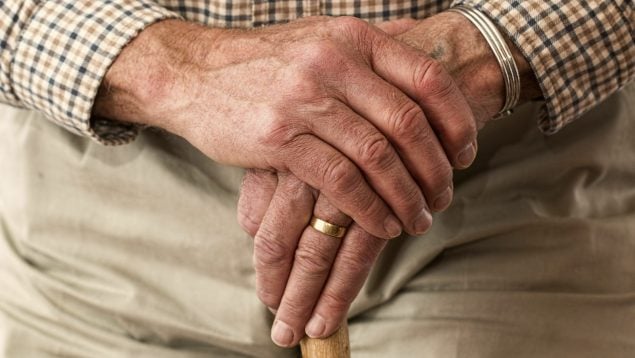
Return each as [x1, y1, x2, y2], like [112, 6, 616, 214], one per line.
[93, 20, 222, 132]
[95, 14, 541, 133]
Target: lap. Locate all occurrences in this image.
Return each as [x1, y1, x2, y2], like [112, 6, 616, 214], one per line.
[350, 84, 635, 357]
[0, 84, 633, 357]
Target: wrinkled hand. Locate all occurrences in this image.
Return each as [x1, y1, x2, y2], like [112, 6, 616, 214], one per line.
[236, 11, 543, 348]
[239, 170, 390, 347]
[236, 17, 485, 348]
[96, 16, 477, 239]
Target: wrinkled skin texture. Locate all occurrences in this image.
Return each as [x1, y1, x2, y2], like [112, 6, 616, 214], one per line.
[237, 13, 540, 347]
[95, 16, 476, 240]
[95, 13, 539, 349]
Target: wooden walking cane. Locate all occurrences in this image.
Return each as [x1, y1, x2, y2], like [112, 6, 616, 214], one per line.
[300, 321, 350, 358]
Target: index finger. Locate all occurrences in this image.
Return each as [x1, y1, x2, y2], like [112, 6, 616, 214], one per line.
[303, 223, 387, 339]
[285, 134, 403, 239]
[368, 27, 477, 168]
[270, 194, 350, 347]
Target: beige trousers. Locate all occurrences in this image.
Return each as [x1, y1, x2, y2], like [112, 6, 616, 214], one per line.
[1, 84, 634, 357]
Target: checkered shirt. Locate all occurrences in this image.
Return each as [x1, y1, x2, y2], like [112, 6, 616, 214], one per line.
[0, 0, 633, 144]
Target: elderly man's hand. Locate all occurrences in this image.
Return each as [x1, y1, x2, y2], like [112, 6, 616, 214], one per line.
[94, 16, 477, 239]
[239, 170, 388, 347]
[237, 12, 541, 348]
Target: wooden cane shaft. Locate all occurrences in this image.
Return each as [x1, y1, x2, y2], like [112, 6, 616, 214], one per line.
[300, 321, 350, 358]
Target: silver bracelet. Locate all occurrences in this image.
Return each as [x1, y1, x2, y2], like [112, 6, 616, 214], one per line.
[448, 5, 521, 119]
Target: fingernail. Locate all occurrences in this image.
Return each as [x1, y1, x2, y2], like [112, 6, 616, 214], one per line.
[271, 320, 294, 347]
[268, 307, 277, 315]
[457, 141, 477, 168]
[433, 186, 453, 211]
[306, 314, 326, 338]
[384, 215, 402, 238]
[413, 208, 432, 234]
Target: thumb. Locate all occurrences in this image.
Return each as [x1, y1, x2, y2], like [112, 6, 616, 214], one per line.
[375, 18, 419, 36]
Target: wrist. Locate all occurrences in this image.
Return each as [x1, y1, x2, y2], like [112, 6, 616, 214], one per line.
[397, 12, 541, 127]
[92, 19, 224, 133]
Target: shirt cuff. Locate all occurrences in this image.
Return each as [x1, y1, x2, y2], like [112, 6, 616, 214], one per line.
[450, 0, 635, 134]
[11, 1, 181, 145]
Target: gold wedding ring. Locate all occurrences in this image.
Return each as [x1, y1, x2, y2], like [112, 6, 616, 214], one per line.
[309, 217, 348, 238]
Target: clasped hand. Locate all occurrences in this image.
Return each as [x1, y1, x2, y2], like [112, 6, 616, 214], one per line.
[233, 18, 478, 347]
[100, 14, 480, 348]
[96, 11, 512, 349]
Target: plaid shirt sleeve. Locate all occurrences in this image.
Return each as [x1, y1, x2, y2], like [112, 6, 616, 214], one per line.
[0, 1, 180, 144]
[452, 0, 635, 134]
[1, 1, 633, 143]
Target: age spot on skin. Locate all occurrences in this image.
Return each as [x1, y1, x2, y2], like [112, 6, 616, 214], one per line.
[429, 43, 446, 60]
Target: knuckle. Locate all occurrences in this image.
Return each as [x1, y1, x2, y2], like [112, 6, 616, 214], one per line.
[427, 162, 453, 192]
[462, 111, 478, 136]
[439, 163, 454, 184]
[242, 172, 276, 197]
[253, 231, 293, 269]
[285, 67, 322, 97]
[414, 59, 455, 100]
[451, 119, 477, 149]
[399, 185, 426, 213]
[256, 284, 280, 308]
[389, 101, 427, 141]
[338, 250, 375, 278]
[280, 175, 312, 202]
[296, 41, 342, 71]
[331, 16, 368, 33]
[256, 108, 302, 150]
[434, 112, 477, 153]
[281, 298, 311, 320]
[322, 156, 359, 196]
[330, 16, 374, 53]
[356, 195, 389, 228]
[237, 209, 259, 237]
[358, 134, 396, 172]
[294, 243, 333, 278]
[236, 174, 272, 237]
[320, 289, 352, 314]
